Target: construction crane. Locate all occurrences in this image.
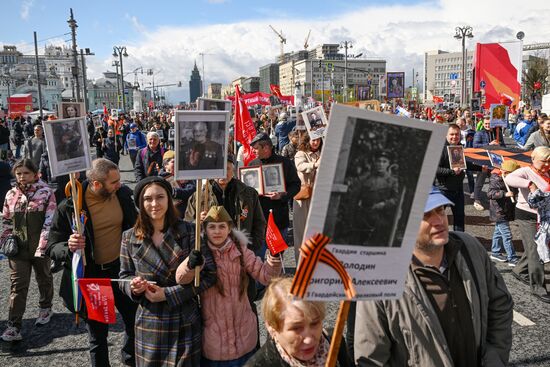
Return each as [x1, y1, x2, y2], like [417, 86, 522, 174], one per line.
[304, 30, 311, 50]
[269, 25, 286, 62]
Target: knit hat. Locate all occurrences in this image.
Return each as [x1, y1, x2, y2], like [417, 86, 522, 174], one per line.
[163, 150, 175, 161]
[203, 206, 233, 224]
[133, 176, 173, 209]
[501, 160, 520, 173]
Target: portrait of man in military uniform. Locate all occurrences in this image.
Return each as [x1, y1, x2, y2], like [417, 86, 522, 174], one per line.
[174, 110, 229, 180]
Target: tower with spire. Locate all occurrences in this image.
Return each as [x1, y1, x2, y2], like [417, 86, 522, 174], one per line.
[189, 61, 202, 103]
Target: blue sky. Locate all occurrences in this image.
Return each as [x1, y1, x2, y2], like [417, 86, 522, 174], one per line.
[2, 0, 549, 102]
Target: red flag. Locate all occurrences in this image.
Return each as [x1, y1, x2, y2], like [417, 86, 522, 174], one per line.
[103, 104, 108, 116]
[432, 96, 444, 103]
[234, 85, 257, 166]
[266, 211, 288, 255]
[270, 84, 283, 98]
[78, 278, 116, 324]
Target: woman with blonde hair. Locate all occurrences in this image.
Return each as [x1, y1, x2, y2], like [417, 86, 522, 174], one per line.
[245, 277, 351, 367]
[505, 146, 550, 303]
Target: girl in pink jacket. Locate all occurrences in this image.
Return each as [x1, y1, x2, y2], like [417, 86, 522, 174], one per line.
[176, 205, 282, 366]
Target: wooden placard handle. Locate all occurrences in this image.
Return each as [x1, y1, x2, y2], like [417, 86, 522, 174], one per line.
[325, 300, 351, 367]
[194, 179, 202, 288]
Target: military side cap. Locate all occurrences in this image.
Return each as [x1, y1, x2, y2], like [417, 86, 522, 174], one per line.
[374, 150, 391, 159]
[250, 132, 270, 145]
[203, 206, 233, 224]
[501, 160, 520, 173]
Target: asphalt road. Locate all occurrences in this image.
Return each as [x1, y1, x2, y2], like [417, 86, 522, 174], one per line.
[0, 153, 549, 366]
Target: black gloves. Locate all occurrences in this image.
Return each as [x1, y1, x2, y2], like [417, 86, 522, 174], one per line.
[187, 250, 204, 269]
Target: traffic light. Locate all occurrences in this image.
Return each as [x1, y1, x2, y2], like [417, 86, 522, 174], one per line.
[318, 60, 322, 68]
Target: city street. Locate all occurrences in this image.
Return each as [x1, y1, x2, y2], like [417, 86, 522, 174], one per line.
[0, 154, 549, 366]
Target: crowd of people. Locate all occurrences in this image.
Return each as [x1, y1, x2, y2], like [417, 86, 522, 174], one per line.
[0, 100, 546, 366]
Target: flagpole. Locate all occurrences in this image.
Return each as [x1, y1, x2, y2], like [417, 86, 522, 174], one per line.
[194, 179, 203, 288]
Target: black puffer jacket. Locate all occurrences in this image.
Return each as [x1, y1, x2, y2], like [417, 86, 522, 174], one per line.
[487, 172, 516, 222]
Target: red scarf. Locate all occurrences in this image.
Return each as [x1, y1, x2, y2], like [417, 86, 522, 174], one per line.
[529, 165, 550, 188]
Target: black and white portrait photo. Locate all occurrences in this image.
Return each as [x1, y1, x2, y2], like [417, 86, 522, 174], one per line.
[59, 102, 85, 119]
[302, 105, 447, 301]
[110, 109, 119, 120]
[262, 163, 285, 193]
[174, 110, 229, 180]
[168, 129, 175, 141]
[447, 145, 467, 170]
[197, 98, 231, 112]
[239, 166, 264, 195]
[302, 106, 328, 140]
[43, 117, 92, 177]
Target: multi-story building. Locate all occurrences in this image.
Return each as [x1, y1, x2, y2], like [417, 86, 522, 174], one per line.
[86, 71, 134, 111]
[259, 63, 279, 93]
[279, 47, 386, 100]
[207, 83, 222, 99]
[189, 62, 202, 103]
[242, 77, 260, 93]
[423, 49, 474, 105]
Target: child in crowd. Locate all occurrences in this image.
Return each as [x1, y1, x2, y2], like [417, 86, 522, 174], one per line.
[488, 160, 521, 265]
[527, 183, 550, 263]
[177, 206, 282, 366]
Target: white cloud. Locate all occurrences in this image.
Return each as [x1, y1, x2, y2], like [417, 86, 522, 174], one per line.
[20, 0, 34, 20]
[89, 0, 550, 102]
[125, 14, 147, 34]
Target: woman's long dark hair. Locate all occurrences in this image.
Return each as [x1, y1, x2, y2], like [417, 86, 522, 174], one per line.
[134, 182, 180, 240]
[297, 134, 323, 152]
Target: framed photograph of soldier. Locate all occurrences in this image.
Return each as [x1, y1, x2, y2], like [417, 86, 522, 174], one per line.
[386, 72, 405, 99]
[303, 104, 447, 300]
[43, 117, 92, 178]
[471, 98, 481, 112]
[261, 163, 286, 194]
[168, 128, 175, 141]
[110, 109, 119, 120]
[447, 145, 467, 170]
[156, 129, 165, 139]
[489, 104, 508, 128]
[197, 97, 232, 112]
[92, 115, 102, 128]
[129, 110, 136, 119]
[302, 106, 329, 140]
[487, 151, 504, 168]
[127, 137, 137, 150]
[174, 110, 229, 180]
[59, 102, 85, 119]
[239, 166, 264, 195]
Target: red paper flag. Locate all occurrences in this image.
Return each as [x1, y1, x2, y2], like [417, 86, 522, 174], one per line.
[270, 84, 283, 98]
[78, 278, 116, 324]
[266, 211, 288, 255]
[234, 85, 257, 166]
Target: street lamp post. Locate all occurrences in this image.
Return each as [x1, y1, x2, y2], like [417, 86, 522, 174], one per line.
[113, 46, 128, 111]
[340, 41, 353, 102]
[454, 26, 473, 109]
[112, 60, 121, 110]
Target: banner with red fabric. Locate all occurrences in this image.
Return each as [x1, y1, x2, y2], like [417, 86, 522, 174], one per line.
[464, 147, 531, 168]
[234, 85, 257, 166]
[78, 278, 116, 324]
[227, 92, 294, 107]
[270, 84, 283, 98]
[266, 211, 288, 255]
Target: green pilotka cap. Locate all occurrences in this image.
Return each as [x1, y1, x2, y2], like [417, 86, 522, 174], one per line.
[203, 206, 233, 224]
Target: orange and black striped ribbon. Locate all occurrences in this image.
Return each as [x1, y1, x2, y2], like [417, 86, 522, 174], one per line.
[291, 233, 356, 300]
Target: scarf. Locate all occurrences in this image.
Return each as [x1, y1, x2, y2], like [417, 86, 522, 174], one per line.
[529, 165, 550, 188]
[271, 333, 332, 367]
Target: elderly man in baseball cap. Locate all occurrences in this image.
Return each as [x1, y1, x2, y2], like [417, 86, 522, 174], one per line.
[353, 186, 513, 366]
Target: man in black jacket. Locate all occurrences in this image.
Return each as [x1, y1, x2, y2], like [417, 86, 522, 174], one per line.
[436, 124, 486, 232]
[250, 132, 301, 255]
[46, 158, 138, 367]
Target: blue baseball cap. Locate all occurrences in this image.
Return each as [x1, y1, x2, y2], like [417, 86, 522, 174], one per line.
[424, 186, 454, 213]
[130, 123, 138, 129]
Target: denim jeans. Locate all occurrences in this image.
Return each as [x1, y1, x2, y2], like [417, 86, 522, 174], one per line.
[474, 171, 489, 201]
[491, 221, 517, 261]
[440, 190, 465, 232]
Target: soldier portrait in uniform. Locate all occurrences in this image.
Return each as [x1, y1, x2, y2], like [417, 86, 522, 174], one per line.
[197, 98, 231, 111]
[262, 163, 285, 193]
[447, 145, 466, 170]
[302, 106, 328, 140]
[386, 72, 405, 99]
[174, 110, 229, 180]
[43, 117, 92, 177]
[239, 166, 264, 195]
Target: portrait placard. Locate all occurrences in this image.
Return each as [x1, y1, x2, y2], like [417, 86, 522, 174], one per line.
[43, 117, 92, 177]
[302, 106, 329, 140]
[386, 72, 405, 99]
[447, 145, 467, 170]
[261, 163, 286, 194]
[110, 109, 119, 120]
[92, 115, 102, 128]
[471, 98, 481, 112]
[174, 110, 229, 180]
[168, 129, 175, 141]
[239, 166, 264, 195]
[490, 104, 508, 128]
[129, 110, 136, 119]
[59, 102, 85, 119]
[303, 105, 446, 300]
[156, 129, 164, 139]
[487, 151, 504, 168]
[197, 97, 232, 112]
[127, 137, 137, 150]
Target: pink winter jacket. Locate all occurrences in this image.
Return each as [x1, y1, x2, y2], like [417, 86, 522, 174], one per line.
[201, 230, 282, 361]
[504, 166, 550, 214]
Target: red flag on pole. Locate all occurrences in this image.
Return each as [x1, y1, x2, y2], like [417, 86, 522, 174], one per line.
[103, 104, 108, 116]
[78, 278, 116, 324]
[234, 85, 257, 166]
[270, 84, 283, 98]
[266, 210, 288, 255]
